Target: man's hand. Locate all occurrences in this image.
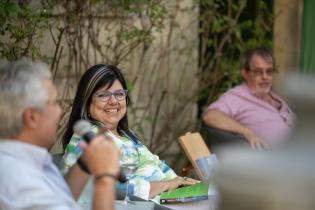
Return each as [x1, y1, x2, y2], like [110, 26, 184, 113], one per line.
[79, 135, 119, 176]
[243, 128, 270, 150]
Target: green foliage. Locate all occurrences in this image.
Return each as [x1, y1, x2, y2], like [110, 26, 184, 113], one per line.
[0, 0, 274, 162]
[0, 1, 49, 61]
[116, 1, 167, 42]
[198, 0, 273, 116]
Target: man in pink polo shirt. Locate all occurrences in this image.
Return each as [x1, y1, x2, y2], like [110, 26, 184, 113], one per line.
[202, 47, 295, 149]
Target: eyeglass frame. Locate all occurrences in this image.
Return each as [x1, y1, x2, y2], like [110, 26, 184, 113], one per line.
[93, 89, 128, 102]
[248, 67, 276, 77]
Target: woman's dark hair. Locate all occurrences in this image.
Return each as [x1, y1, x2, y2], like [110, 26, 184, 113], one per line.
[62, 64, 137, 149]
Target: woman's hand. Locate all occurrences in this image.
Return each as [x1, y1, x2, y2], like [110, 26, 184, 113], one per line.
[165, 176, 199, 191]
[149, 176, 199, 198]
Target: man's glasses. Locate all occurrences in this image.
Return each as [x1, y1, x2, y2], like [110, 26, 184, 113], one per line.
[94, 89, 128, 102]
[249, 68, 275, 77]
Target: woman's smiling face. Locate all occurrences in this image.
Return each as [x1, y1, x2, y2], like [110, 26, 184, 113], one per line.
[89, 79, 127, 132]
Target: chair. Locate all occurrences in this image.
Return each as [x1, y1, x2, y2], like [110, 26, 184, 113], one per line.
[52, 153, 63, 169]
[200, 123, 247, 153]
[178, 132, 211, 180]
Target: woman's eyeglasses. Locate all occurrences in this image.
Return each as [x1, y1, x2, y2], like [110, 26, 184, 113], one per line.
[94, 89, 128, 102]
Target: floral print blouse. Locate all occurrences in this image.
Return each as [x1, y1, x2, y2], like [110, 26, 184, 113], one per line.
[62, 124, 177, 200]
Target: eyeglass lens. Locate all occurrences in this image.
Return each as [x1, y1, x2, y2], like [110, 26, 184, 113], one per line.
[95, 90, 127, 101]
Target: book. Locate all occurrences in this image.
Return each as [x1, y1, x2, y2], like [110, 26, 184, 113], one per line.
[160, 182, 209, 204]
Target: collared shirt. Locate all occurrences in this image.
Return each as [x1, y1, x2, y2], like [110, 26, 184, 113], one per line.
[207, 83, 295, 146]
[62, 125, 177, 201]
[0, 140, 81, 210]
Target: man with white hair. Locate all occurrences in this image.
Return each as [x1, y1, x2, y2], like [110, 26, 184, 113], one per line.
[0, 60, 119, 210]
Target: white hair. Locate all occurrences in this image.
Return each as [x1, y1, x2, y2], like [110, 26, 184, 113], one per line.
[0, 60, 52, 137]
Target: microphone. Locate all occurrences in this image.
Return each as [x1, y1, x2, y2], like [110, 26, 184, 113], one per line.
[73, 120, 127, 183]
[73, 120, 96, 143]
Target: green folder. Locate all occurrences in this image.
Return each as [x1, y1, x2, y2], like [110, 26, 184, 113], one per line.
[160, 182, 209, 204]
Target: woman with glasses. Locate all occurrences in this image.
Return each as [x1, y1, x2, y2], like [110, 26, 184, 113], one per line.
[62, 64, 197, 203]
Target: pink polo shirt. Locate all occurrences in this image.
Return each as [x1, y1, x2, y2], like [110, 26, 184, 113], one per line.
[207, 84, 295, 146]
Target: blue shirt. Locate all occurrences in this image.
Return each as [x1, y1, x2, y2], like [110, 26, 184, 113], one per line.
[0, 140, 81, 210]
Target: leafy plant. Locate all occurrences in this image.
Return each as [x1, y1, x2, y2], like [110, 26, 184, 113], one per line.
[0, 1, 49, 61]
[0, 0, 273, 171]
[198, 0, 273, 117]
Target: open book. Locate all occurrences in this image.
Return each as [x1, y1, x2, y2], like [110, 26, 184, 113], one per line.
[160, 182, 210, 204]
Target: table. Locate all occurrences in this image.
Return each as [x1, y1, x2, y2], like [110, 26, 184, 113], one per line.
[115, 200, 155, 210]
[116, 190, 172, 210]
[78, 178, 217, 210]
[78, 179, 171, 209]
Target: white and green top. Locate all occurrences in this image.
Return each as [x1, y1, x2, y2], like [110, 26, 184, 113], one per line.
[62, 124, 177, 200]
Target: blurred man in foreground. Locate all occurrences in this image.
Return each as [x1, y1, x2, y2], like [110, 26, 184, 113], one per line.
[203, 47, 295, 149]
[0, 60, 119, 210]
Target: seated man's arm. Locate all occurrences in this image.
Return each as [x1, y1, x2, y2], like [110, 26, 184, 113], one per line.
[83, 135, 119, 210]
[202, 109, 268, 149]
[65, 135, 119, 210]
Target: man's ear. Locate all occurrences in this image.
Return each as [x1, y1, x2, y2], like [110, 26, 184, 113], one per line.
[22, 108, 40, 129]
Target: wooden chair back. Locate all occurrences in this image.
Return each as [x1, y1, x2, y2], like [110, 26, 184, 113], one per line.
[178, 132, 211, 179]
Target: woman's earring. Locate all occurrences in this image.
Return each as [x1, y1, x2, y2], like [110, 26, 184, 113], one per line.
[87, 112, 91, 118]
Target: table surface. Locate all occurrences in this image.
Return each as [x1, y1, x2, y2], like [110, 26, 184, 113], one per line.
[78, 178, 217, 210]
[115, 200, 155, 210]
